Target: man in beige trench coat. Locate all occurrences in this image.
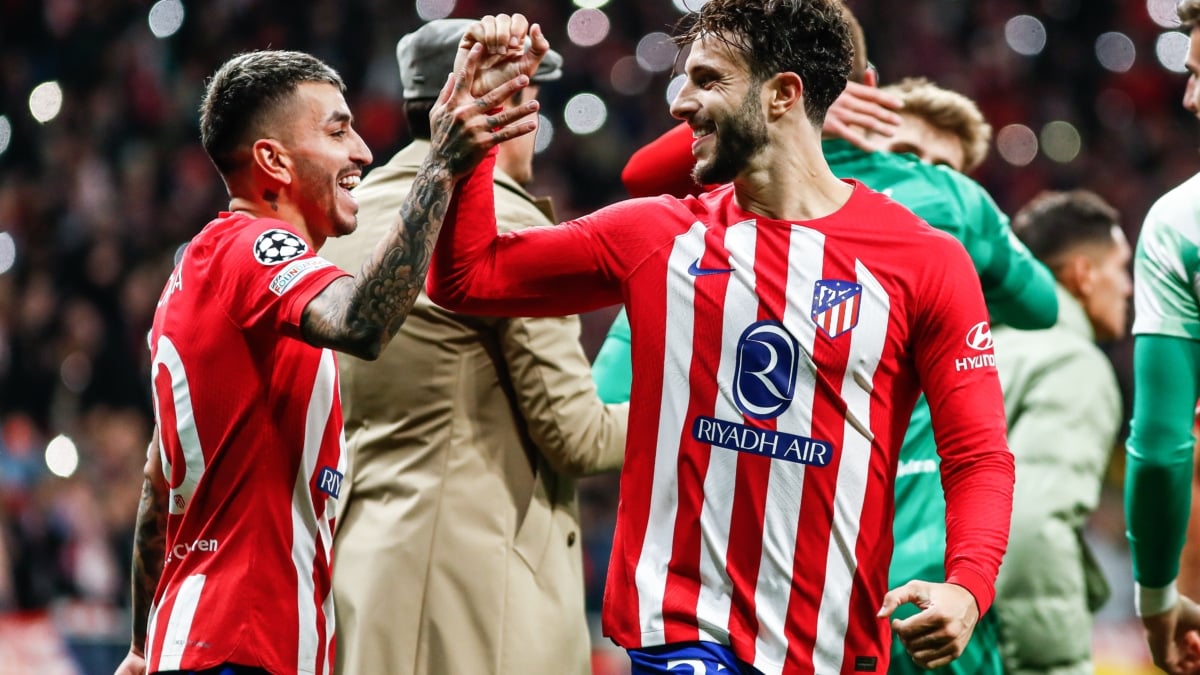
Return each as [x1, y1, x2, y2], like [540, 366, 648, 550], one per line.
[322, 19, 628, 675]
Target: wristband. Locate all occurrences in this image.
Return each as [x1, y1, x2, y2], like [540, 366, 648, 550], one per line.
[1136, 580, 1180, 617]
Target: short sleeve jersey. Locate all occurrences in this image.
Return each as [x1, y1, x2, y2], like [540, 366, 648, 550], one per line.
[146, 212, 350, 675]
[1133, 172, 1200, 339]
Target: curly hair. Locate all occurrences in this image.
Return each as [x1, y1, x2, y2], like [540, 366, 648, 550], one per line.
[1181, 0, 1200, 29]
[199, 50, 345, 174]
[674, 0, 852, 126]
[881, 77, 993, 172]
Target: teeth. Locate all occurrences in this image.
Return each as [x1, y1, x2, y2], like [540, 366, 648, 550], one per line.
[339, 175, 360, 190]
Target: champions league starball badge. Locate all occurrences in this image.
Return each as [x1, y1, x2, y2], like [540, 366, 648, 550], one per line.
[253, 229, 308, 265]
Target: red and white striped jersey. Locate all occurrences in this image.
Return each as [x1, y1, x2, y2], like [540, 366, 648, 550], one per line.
[428, 156, 1013, 675]
[146, 213, 350, 675]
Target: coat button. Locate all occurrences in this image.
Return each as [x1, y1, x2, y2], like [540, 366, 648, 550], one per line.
[567, 532, 577, 547]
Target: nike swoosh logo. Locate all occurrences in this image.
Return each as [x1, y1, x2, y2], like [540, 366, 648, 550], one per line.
[687, 258, 734, 276]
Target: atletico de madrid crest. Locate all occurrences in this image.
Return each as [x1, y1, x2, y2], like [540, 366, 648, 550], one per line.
[811, 279, 862, 339]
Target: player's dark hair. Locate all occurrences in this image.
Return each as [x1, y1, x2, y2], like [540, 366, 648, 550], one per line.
[673, 0, 852, 126]
[1012, 190, 1122, 264]
[200, 50, 345, 174]
[1180, 0, 1200, 29]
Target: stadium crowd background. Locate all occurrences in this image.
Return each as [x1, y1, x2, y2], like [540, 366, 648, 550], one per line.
[0, 0, 1190, 672]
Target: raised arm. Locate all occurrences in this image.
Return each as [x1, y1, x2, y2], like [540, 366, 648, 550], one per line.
[621, 122, 707, 199]
[114, 433, 168, 675]
[967, 185, 1058, 330]
[301, 48, 539, 360]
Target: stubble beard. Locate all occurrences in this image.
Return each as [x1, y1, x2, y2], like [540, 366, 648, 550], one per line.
[693, 89, 769, 186]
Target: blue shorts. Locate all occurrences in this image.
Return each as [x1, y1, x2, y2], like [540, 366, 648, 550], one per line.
[628, 641, 764, 675]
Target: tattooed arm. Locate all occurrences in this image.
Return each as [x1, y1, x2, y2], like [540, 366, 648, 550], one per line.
[114, 432, 167, 675]
[301, 45, 540, 360]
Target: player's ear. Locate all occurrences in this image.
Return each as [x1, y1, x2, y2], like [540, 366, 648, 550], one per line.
[766, 71, 803, 119]
[251, 138, 294, 187]
[1059, 254, 1093, 299]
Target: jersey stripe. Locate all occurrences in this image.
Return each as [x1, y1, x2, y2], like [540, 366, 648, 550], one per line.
[693, 220, 757, 645]
[292, 348, 337, 673]
[812, 262, 889, 671]
[157, 574, 206, 670]
[751, 225, 826, 673]
[636, 222, 710, 644]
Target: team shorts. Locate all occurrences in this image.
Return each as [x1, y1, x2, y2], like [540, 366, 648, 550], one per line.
[627, 641, 764, 674]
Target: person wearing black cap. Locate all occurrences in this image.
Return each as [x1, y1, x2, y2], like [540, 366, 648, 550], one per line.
[321, 18, 627, 675]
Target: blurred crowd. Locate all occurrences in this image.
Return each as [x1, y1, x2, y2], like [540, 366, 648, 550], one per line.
[0, 0, 1195, 672]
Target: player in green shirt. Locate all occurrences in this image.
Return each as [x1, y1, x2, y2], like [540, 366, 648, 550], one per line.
[1126, 5, 1200, 671]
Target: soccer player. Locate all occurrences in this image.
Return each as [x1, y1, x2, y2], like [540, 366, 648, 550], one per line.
[321, 19, 626, 675]
[428, 3, 1015, 673]
[1126, 1, 1200, 671]
[112, 49, 538, 675]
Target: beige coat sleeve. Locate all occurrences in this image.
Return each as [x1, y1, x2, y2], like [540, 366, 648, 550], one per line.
[497, 313, 627, 476]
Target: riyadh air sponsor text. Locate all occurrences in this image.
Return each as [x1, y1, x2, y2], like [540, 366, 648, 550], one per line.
[692, 416, 833, 466]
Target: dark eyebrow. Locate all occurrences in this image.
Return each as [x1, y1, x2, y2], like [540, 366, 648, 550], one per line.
[324, 110, 352, 126]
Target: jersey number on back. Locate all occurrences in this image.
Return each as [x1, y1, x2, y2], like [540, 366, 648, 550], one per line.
[151, 335, 207, 515]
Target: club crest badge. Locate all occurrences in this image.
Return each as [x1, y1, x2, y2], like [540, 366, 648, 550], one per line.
[811, 279, 862, 339]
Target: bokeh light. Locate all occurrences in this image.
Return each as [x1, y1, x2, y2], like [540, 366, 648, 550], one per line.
[148, 0, 185, 39]
[611, 56, 651, 96]
[1148, 0, 1182, 28]
[573, 0, 610, 8]
[0, 232, 15, 275]
[672, 0, 709, 11]
[1040, 121, 1082, 163]
[534, 114, 554, 153]
[1005, 15, 1047, 56]
[636, 32, 677, 73]
[563, 93, 607, 135]
[415, 0, 455, 21]
[45, 435, 80, 479]
[996, 124, 1039, 166]
[29, 81, 63, 124]
[1156, 31, 1190, 73]
[1095, 32, 1136, 73]
[567, 8, 610, 47]
[0, 115, 10, 156]
[666, 73, 687, 106]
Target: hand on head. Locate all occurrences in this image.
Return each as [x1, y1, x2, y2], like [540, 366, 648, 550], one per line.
[453, 14, 551, 99]
[428, 42, 540, 178]
[823, 80, 904, 152]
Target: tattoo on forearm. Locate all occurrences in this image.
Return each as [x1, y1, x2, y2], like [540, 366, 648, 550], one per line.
[303, 161, 455, 358]
[131, 478, 167, 649]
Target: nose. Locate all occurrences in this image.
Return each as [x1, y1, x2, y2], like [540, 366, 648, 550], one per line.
[669, 80, 698, 121]
[1185, 75, 1199, 114]
[350, 127, 373, 167]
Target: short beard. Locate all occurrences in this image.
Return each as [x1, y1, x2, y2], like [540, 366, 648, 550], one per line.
[693, 88, 769, 185]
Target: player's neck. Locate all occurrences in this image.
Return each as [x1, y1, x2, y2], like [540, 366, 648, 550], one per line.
[227, 194, 319, 249]
[732, 147, 852, 222]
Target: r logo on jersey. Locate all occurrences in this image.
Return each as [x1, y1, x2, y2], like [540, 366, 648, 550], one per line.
[733, 320, 799, 420]
[811, 279, 862, 339]
[253, 229, 309, 265]
[317, 466, 343, 498]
